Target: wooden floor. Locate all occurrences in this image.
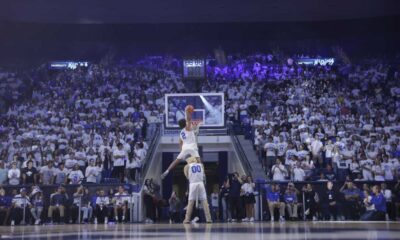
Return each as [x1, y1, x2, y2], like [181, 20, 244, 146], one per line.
[1, 222, 400, 240]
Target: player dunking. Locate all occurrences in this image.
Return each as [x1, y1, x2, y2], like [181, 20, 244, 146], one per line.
[161, 105, 200, 179]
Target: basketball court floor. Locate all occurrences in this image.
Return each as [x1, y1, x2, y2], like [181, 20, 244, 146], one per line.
[1, 222, 399, 240]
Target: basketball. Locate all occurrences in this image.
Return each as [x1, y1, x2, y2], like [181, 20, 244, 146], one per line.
[186, 105, 194, 113]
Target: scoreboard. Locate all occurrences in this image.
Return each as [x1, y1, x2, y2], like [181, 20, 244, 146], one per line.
[183, 59, 205, 79]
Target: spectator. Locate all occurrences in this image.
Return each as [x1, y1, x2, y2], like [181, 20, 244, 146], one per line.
[168, 191, 181, 223]
[381, 155, 395, 181]
[0, 161, 8, 185]
[323, 140, 334, 167]
[210, 188, 220, 221]
[292, 161, 305, 181]
[349, 157, 361, 180]
[266, 184, 285, 222]
[94, 189, 111, 224]
[323, 164, 336, 181]
[310, 135, 323, 167]
[241, 176, 255, 222]
[143, 179, 155, 224]
[321, 181, 339, 220]
[361, 185, 386, 221]
[71, 186, 93, 223]
[381, 183, 394, 220]
[220, 179, 231, 222]
[284, 182, 299, 220]
[264, 137, 277, 174]
[302, 155, 316, 179]
[10, 188, 30, 225]
[360, 155, 374, 181]
[277, 135, 288, 163]
[340, 181, 361, 220]
[227, 172, 243, 222]
[303, 184, 319, 221]
[127, 143, 145, 183]
[68, 164, 84, 184]
[372, 159, 385, 181]
[48, 186, 68, 224]
[85, 160, 101, 184]
[394, 180, 400, 220]
[255, 132, 268, 160]
[40, 161, 56, 185]
[112, 143, 127, 182]
[54, 163, 68, 185]
[30, 187, 43, 225]
[113, 186, 131, 223]
[8, 162, 20, 185]
[22, 160, 38, 185]
[271, 159, 287, 181]
[0, 187, 10, 225]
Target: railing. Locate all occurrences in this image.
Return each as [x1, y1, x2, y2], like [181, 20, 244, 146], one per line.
[229, 126, 253, 177]
[140, 124, 162, 185]
[163, 127, 228, 136]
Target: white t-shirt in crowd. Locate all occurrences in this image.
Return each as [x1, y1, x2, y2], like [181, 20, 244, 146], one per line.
[210, 192, 219, 207]
[85, 166, 101, 183]
[293, 167, 305, 181]
[310, 140, 323, 155]
[8, 168, 20, 185]
[272, 164, 286, 181]
[68, 170, 84, 184]
[264, 142, 277, 157]
[113, 148, 127, 167]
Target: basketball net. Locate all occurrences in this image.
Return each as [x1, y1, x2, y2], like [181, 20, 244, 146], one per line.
[191, 119, 203, 126]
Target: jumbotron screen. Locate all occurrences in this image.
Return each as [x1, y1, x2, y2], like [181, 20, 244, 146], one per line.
[165, 93, 225, 128]
[182, 59, 205, 79]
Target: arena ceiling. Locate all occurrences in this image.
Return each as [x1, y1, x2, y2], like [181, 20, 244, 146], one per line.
[0, 0, 399, 24]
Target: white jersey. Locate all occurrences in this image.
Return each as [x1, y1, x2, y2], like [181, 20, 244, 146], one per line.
[188, 163, 204, 184]
[180, 128, 197, 149]
[187, 162, 207, 201]
[177, 128, 200, 160]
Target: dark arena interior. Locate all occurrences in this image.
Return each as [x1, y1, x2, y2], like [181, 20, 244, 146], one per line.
[0, 0, 400, 239]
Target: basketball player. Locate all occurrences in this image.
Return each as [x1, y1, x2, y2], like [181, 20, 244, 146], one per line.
[183, 156, 212, 223]
[161, 105, 200, 179]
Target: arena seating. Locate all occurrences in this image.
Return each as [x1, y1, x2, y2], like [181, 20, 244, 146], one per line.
[0, 53, 399, 224]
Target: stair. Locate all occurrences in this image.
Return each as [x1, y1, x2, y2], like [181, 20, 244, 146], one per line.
[237, 135, 266, 180]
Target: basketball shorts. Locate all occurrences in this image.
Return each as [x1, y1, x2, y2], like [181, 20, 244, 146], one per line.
[177, 147, 200, 160]
[188, 182, 207, 201]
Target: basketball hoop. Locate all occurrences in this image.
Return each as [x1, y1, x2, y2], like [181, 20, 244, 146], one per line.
[191, 120, 203, 126]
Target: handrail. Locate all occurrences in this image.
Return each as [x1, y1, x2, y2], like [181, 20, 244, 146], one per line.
[229, 126, 253, 177]
[163, 128, 228, 136]
[140, 124, 161, 185]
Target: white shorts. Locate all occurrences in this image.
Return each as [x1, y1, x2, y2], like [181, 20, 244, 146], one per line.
[177, 147, 200, 160]
[188, 182, 207, 201]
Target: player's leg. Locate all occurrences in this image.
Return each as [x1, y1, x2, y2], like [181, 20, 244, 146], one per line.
[161, 149, 188, 179]
[183, 200, 195, 223]
[162, 148, 199, 179]
[199, 183, 212, 223]
[161, 157, 183, 179]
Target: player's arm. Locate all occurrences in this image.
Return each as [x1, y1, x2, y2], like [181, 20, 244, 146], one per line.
[201, 163, 206, 178]
[185, 106, 192, 131]
[184, 165, 189, 179]
[179, 138, 183, 151]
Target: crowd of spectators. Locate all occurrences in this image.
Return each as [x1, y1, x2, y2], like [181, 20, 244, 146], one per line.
[0, 52, 399, 224]
[204, 53, 400, 183]
[0, 184, 136, 226]
[261, 180, 400, 221]
[0, 60, 188, 186]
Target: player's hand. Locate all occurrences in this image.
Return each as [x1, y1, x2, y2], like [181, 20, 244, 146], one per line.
[161, 170, 169, 179]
